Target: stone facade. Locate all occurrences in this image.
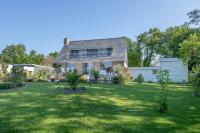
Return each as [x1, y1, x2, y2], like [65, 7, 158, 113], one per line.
[56, 37, 128, 74]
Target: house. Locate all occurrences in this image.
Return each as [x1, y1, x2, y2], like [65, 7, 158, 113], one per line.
[56, 37, 188, 83]
[11, 64, 54, 75]
[55, 37, 128, 74]
[128, 58, 188, 82]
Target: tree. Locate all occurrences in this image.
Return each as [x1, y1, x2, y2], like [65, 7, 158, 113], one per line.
[0, 44, 28, 64]
[187, 9, 200, 26]
[41, 56, 55, 66]
[42, 51, 58, 66]
[190, 66, 200, 97]
[156, 70, 171, 113]
[137, 28, 162, 66]
[28, 50, 45, 65]
[179, 33, 200, 71]
[161, 26, 191, 57]
[9, 67, 25, 88]
[66, 69, 81, 90]
[48, 51, 58, 58]
[127, 39, 142, 67]
[0, 44, 45, 65]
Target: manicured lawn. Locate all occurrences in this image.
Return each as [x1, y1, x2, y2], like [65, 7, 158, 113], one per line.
[0, 82, 200, 133]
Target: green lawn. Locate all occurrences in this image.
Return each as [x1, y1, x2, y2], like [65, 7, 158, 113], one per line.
[0, 82, 200, 133]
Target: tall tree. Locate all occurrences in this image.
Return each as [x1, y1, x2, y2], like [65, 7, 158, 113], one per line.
[127, 39, 142, 67]
[179, 33, 200, 71]
[137, 28, 162, 66]
[161, 25, 191, 57]
[48, 51, 58, 58]
[41, 51, 58, 66]
[187, 9, 200, 26]
[0, 44, 28, 64]
[28, 50, 45, 65]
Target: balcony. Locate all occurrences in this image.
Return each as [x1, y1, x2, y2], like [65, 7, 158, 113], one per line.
[70, 52, 112, 58]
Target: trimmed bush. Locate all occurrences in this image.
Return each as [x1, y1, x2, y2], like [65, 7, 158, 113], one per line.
[135, 74, 144, 84]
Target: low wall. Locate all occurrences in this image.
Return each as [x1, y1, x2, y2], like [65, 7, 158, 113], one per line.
[128, 67, 160, 82]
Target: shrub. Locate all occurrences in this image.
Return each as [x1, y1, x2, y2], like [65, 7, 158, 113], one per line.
[9, 67, 25, 88]
[25, 72, 35, 82]
[156, 70, 171, 113]
[135, 74, 144, 84]
[103, 76, 109, 84]
[80, 75, 89, 84]
[112, 74, 123, 84]
[35, 71, 47, 81]
[65, 69, 81, 90]
[0, 82, 12, 90]
[112, 65, 131, 84]
[0, 63, 8, 81]
[90, 69, 99, 83]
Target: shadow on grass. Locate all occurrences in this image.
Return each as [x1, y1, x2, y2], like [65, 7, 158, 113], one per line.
[0, 82, 200, 132]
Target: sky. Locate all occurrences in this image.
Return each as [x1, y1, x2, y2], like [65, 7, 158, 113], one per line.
[0, 0, 200, 55]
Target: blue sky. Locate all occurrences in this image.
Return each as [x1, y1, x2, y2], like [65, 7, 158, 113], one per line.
[0, 0, 200, 55]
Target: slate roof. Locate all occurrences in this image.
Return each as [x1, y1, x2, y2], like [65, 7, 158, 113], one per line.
[56, 37, 128, 63]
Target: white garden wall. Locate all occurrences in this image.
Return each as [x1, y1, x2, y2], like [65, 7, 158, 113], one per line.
[128, 67, 159, 82]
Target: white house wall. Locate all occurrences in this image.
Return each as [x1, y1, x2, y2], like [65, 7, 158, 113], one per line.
[159, 58, 188, 82]
[23, 66, 35, 73]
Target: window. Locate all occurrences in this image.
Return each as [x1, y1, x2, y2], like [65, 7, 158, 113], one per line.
[70, 50, 79, 58]
[87, 49, 98, 57]
[107, 48, 113, 56]
[101, 61, 112, 70]
[70, 48, 113, 58]
[98, 49, 107, 57]
[83, 63, 93, 74]
[79, 50, 87, 57]
[67, 63, 75, 72]
[153, 70, 158, 75]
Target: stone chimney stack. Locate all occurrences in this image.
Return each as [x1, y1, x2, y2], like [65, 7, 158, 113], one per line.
[64, 38, 70, 46]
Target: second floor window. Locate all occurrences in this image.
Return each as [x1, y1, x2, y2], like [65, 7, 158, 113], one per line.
[70, 48, 113, 58]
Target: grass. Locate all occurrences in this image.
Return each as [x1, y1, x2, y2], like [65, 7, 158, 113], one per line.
[0, 82, 200, 133]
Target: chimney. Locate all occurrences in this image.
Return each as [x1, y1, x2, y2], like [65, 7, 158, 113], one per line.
[64, 38, 70, 46]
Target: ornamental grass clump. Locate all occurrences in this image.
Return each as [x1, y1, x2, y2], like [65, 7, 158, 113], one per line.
[65, 69, 81, 90]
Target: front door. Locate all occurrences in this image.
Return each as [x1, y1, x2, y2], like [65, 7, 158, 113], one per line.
[83, 63, 93, 74]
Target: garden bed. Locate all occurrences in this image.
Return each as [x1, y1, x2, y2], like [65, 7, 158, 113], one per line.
[0, 82, 25, 90]
[64, 87, 86, 94]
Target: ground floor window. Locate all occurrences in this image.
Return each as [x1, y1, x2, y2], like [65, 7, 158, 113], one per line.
[100, 61, 112, 70]
[83, 63, 93, 74]
[66, 63, 75, 72]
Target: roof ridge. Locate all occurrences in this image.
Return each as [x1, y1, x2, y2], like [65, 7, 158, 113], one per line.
[69, 37, 127, 43]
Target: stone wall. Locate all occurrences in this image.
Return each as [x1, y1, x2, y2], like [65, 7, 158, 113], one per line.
[112, 61, 124, 67]
[74, 62, 83, 74]
[93, 62, 101, 70]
